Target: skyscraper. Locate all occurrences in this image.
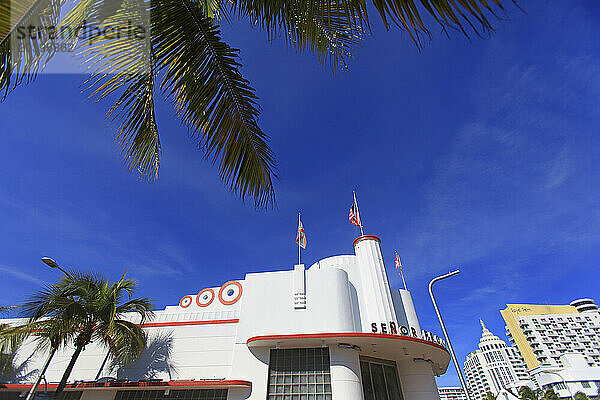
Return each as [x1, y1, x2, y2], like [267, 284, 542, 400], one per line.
[464, 321, 533, 400]
[500, 298, 600, 398]
[500, 299, 600, 370]
[438, 387, 468, 400]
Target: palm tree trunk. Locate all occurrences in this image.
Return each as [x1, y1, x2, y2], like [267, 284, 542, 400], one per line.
[94, 351, 110, 380]
[53, 344, 84, 398]
[25, 347, 56, 400]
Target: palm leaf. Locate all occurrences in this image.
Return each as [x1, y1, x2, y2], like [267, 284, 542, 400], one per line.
[233, 0, 365, 72]
[152, 0, 276, 206]
[233, 0, 515, 48]
[73, 0, 161, 180]
[282, 0, 365, 72]
[0, 0, 64, 97]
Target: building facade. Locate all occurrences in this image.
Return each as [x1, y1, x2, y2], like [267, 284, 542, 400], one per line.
[500, 300, 600, 370]
[500, 298, 600, 398]
[0, 235, 450, 400]
[531, 353, 600, 399]
[463, 321, 533, 400]
[437, 387, 467, 400]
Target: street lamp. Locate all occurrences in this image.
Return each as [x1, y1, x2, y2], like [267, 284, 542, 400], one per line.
[24, 258, 70, 400]
[429, 270, 473, 400]
[41, 257, 71, 278]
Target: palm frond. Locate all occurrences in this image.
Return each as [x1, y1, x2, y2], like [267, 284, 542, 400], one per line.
[233, 0, 514, 48]
[287, 0, 364, 72]
[153, 0, 277, 207]
[0, 323, 27, 354]
[115, 298, 154, 321]
[0, 0, 64, 97]
[234, 0, 365, 72]
[376, 0, 513, 43]
[103, 319, 146, 365]
[72, 0, 161, 180]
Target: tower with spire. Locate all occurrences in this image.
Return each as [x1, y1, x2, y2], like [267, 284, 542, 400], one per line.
[463, 320, 534, 399]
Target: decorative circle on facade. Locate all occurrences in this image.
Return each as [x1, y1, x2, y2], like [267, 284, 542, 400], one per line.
[179, 295, 193, 308]
[218, 281, 243, 305]
[196, 288, 215, 307]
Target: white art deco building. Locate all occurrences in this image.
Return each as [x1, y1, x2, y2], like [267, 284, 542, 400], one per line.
[0, 235, 451, 400]
[437, 387, 467, 400]
[463, 321, 533, 400]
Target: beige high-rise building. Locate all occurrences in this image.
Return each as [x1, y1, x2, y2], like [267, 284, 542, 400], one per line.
[500, 298, 600, 398]
[500, 299, 600, 370]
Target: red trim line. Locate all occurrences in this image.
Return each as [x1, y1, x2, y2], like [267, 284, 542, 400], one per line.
[141, 319, 239, 328]
[247, 332, 448, 352]
[353, 235, 381, 247]
[0, 380, 252, 390]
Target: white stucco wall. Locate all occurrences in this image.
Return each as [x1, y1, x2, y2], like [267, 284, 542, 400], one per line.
[1, 235, 448, 400]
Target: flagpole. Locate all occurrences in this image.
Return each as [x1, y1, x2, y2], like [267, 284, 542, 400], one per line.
[298, 212, 301, 265]
[354, 190, 364, 236]
[397, 251, 407, 290]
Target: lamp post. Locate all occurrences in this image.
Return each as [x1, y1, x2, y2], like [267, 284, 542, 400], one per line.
[24, 257, 69, 400]
[41, 257, 72, 278]
[429, 270, 473, 400]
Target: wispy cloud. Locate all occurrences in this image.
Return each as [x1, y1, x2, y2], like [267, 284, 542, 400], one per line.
[0, 264, 44, 286]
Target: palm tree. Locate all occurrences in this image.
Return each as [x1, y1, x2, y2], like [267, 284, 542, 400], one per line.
[486, 391, 497, 400]
[0, 0, 517, 206]
[9, 270, 153, 398]
[542, 389, 559, 400]
[519, 386, 539, 400]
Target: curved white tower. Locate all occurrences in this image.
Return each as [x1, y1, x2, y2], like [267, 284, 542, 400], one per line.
[353, 235, 396, 331]
[570, 298, 599, 313]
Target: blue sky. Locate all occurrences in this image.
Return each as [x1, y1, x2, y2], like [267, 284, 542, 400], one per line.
[1, 0, 599, 387]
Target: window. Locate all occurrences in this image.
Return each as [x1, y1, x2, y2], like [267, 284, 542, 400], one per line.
[114, 390, 227, 400]
[554, 382, 567, 391]
[266, 347, 332, 400]
[582, 382, 591, 388]
[360, 357, 403, 400]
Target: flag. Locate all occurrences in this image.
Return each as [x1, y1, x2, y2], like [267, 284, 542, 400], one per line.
[296, 216, 307, 249]
[394, 252, 402, 271]
[349, 195, 361, 227]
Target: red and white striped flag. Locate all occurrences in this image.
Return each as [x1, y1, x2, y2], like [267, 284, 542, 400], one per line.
[349, 193, 362, 227]
[296, 215, 307, 249]
[395, 251, 407, 290]
[394, 252, 402, 271]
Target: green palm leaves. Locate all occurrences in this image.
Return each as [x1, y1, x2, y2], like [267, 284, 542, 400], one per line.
[4, 270, 154, 396]
[0, 0, 514, 207]
[152, 0, 276, 204]
[0, 0, 64, 96]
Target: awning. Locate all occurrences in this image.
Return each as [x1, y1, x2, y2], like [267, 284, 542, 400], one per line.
[247, 332, 450, 376]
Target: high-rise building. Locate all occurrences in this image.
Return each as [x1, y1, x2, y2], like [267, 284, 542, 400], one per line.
[438, 387, 468, 400]
[500, 299, 600, 370]
[500, 298, 600, 398]
[464, 321, 533, 400]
